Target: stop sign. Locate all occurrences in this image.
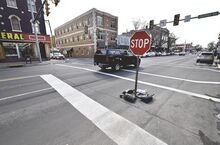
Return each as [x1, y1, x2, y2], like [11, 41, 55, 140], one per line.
[129, 31, 151, 56]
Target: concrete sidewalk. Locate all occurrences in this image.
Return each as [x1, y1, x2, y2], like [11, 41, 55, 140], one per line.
[0, 59, 66, 69]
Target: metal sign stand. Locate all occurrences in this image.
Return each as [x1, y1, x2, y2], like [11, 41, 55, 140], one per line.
[134, 56, 139, 97]
[120, 56, 154, 104]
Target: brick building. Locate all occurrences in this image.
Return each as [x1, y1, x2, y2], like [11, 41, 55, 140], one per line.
[117, 26, 170, 52]
[54, 8, 118, 58]
[0, 0, 50, 62]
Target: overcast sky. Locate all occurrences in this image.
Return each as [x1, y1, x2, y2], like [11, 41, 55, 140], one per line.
[46, 0, 220, 47]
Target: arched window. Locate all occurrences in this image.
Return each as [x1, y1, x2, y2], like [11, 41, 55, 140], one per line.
[9, 15, 21, 31]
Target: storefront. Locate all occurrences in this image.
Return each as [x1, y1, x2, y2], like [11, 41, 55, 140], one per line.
[0, 31, 51, 62]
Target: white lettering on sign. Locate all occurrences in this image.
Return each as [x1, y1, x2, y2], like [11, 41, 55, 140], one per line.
[131, 39, 149, 48]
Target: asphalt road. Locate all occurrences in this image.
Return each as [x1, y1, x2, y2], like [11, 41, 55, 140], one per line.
[0, 54, 220, 145]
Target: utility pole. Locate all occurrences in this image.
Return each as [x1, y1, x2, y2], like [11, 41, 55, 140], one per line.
[29, 0, 42, 62]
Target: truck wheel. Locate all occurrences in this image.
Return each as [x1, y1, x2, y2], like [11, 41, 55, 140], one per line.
[113, 63, 120, 71]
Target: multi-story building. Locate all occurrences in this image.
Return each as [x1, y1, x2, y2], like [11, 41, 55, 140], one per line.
[117, 26, 170, 52]
[0, 0, 50, 62]
[54, 8, 118, 58]
[149, 25, 169, 52]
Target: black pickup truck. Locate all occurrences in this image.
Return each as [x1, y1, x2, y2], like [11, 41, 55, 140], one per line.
[94, 49, 140, 70]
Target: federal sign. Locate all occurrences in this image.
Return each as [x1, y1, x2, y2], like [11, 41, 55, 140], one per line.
[130, 31, 151, 56]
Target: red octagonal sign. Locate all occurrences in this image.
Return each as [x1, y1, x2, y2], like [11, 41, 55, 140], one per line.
[130, 31, 151, 56]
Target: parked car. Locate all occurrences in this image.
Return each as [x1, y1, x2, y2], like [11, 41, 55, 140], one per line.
[50, 52, 65, 60]
[179, 52, 186, 56]
[155, 52, 162, 56]
[161, 52, 167, 56]
[94, 49, 140, 70]
[144, 51, 156, 57]
[196, 52, 214, 64]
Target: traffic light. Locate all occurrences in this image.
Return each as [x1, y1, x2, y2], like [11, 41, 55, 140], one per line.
[84, 25, 88, 34]
[45, 0, 50, 16]
[218, 33, 220, 39]
[173, 14, 180, 26]
[54, 0, 60, 6]
[149, 20, 154, 29]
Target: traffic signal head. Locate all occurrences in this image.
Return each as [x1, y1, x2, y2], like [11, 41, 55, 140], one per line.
[45, 0, 50, 16]
[54, 0, 60, 6]
[173, 14, 180, 26]
[149, 20, 154, 29]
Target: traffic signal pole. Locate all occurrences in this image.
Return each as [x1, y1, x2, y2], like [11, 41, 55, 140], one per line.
[155, 11, 220, 26]
[33, 0, 47, 23]
[29, 0, 42, 63]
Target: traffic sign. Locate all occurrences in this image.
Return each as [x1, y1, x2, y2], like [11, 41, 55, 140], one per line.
[129, 31, 151, 56]
[160, 19, 167, 27]
[184, 15, 191, 22]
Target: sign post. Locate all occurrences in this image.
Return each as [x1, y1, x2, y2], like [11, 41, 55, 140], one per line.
[130, 31, 151, 97]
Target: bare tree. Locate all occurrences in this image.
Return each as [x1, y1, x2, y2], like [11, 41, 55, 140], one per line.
[195, 44, 203, 52]
[169, 33, 178, 47]
[207, 41, 216, 52]
[140, 20, 148, 29]
[132, 19, 141, 30]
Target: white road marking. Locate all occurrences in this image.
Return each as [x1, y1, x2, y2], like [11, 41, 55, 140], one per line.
[41, 74, 167, 145]
[123, 69, 220, 85]
[0, 87, 52, 102]
[0, 75, 40, 82]
[159, 64, 220, 73]
[57, 64, 220, 103]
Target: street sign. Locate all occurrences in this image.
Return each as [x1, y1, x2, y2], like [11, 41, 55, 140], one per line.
[129, 31, 151, 56]
[198, 11, 219, 19]
[160, 19, 167, 27]
[184, 15, 191, 22]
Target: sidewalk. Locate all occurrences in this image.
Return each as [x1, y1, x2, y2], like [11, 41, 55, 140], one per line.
[0, 59, 64, 69]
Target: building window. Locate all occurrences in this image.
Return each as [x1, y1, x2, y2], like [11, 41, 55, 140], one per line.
[9, 15, 21, 32]
[97, 31, 104, 39]
[27, 0, 36, 12]
[111, 20, 116, 28]
[6, 0, 17, 8]
[97, 16, 103, 26]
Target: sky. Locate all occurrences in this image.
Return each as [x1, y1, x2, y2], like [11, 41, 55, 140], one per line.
[45, 0, 220, 47]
